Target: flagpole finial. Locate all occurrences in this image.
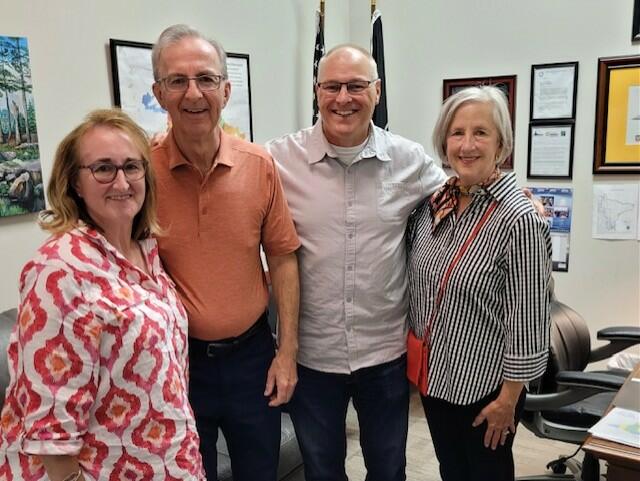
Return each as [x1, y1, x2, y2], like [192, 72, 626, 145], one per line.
[320, 0, 325, 16]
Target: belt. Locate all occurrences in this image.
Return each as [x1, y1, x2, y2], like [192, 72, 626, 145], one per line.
[189, 311, 269, 358]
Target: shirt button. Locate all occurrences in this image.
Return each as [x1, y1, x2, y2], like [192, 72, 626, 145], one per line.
[346, 297, 352, 303]
[347, 265, 353, 271]
[201, 207, 208, 215]
[348, 201, 353, 207]
[348, 233, 353, 239]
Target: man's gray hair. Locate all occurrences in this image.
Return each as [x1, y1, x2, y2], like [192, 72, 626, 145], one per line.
[317, 44, 378, 81]
[151, 24, 228, 80]
[432, 86, 513, 166]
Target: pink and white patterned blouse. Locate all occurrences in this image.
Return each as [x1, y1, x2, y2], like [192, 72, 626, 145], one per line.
[0, 226, 205, 481]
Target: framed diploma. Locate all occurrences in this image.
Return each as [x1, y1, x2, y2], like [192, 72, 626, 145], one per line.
[528, 124, 574, 179]
[593, 55, 640, 174]
[530, 62, 578, 121]
[442, 75, 517, 169]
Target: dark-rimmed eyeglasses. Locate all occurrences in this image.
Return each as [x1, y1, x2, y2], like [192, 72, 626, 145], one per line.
[316, 79, 378, 94]
[78, 160, 146, 184]
[158, 74, 226, 92]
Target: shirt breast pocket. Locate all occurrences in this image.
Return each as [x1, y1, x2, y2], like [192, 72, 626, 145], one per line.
[377, 181, 412, 223]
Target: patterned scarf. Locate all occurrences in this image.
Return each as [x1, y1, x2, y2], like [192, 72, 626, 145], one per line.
[429, 168, 502, 231]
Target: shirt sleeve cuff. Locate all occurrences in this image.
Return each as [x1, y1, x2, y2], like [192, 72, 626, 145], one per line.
[503, 350, 548, 382]
[22, 438, 83, 456]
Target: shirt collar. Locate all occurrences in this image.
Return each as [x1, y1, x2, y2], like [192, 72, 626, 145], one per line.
[484, 171, 517, 202]
[163, 127, 235, 170]
[75, 223, 157, 274]
[307, 120, 392, 164]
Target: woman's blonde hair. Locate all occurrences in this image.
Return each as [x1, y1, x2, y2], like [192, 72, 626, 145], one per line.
[40, 108, 159, 240]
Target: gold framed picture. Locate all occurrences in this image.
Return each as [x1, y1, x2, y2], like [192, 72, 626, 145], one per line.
[593, 55, 640, 174]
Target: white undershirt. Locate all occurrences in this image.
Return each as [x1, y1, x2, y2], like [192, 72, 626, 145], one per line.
[330, 137, 369, 166]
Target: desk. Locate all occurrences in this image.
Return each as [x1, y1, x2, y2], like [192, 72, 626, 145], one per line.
[582, 363, 640, 481]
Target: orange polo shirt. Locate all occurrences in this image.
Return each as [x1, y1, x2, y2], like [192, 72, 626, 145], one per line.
[152, 129, 300, 340]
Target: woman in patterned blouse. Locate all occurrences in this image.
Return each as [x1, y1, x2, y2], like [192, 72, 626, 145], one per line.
[0, 109, 205, 481]
[406, 87, 551, 481]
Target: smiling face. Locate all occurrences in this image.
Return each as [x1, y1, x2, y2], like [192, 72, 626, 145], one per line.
[152, 36, 230, 142]
[446, 101, 502, 187]
[74, 126, 146, 237]
[317, 47, 380, 147]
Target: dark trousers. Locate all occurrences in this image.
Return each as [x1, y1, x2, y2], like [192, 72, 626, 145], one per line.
[288, 355, 409, 481]
[421, 386, 527, 481]
[188, 318, 280, 481]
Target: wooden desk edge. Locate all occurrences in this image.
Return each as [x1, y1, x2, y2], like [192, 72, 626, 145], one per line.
[582, 363, 640, 472]
[582, 436, 640, 470]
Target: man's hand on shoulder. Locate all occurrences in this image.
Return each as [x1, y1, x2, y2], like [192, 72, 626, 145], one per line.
[522, 187, 546, 217]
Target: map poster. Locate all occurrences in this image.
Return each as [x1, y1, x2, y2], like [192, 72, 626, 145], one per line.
[592, 184, 639, 240]
[222, 53, 253, 141]
[110, 39, 167, 135]
[110, 40, 253, 141]
[530, 187, 573, 272]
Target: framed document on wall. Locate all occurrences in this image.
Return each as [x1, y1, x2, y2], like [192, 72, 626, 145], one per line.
[530, 62, 578, 121]
[593, 55, 640, 174]
[527, 123, 574, 179]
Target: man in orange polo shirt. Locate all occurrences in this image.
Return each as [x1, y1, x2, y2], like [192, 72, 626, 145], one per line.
[150, 25, 300, 481]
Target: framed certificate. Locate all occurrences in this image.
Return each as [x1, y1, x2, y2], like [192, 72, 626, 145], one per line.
[530, 62, 578, 121]
[593, 54, 640, 174]
[527, 123, 574, 179]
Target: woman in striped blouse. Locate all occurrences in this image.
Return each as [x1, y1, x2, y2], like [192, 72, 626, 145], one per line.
[406, 86, 552, 481]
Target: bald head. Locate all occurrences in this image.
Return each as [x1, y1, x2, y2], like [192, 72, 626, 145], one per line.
[317, 44, 378, 82]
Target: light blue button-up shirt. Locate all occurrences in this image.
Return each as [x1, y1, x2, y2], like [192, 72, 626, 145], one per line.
[266, 121, 446, 373]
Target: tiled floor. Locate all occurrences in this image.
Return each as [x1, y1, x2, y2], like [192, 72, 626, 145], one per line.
[344, 390, 584, 480]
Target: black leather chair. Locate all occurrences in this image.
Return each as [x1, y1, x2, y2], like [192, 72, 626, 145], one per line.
[518, 300, 640, 481]
[0, 307, 305, 481]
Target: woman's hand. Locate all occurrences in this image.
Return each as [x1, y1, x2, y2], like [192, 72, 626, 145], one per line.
[471, 381, 524, 450]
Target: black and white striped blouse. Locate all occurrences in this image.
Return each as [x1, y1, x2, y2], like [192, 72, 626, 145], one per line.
[407, 172, 552, 405]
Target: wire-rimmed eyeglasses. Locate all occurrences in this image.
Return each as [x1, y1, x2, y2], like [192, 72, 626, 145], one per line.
[158, 74, 226, 92]
[316, 79, 378, 94]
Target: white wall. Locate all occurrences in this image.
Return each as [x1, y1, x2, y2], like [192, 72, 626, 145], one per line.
[346, 0, 640, 340]
[0, 0, 350, 311]
[1, 1, 639, 342]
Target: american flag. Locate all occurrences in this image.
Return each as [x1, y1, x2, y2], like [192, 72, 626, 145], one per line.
[371, 9, 388, 130]
[312, 8, 325, 125]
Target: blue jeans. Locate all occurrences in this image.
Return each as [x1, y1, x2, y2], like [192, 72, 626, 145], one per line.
[288, 355, 409, 481]
[188, 319, 281, 481]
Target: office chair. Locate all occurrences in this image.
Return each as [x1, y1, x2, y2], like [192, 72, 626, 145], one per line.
[518, 299, 640, 481]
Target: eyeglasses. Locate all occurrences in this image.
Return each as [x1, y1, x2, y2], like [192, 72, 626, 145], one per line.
[158, 74, 225, 92]
[316, 79, 378, 94]
[79, 160, 146, 184]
